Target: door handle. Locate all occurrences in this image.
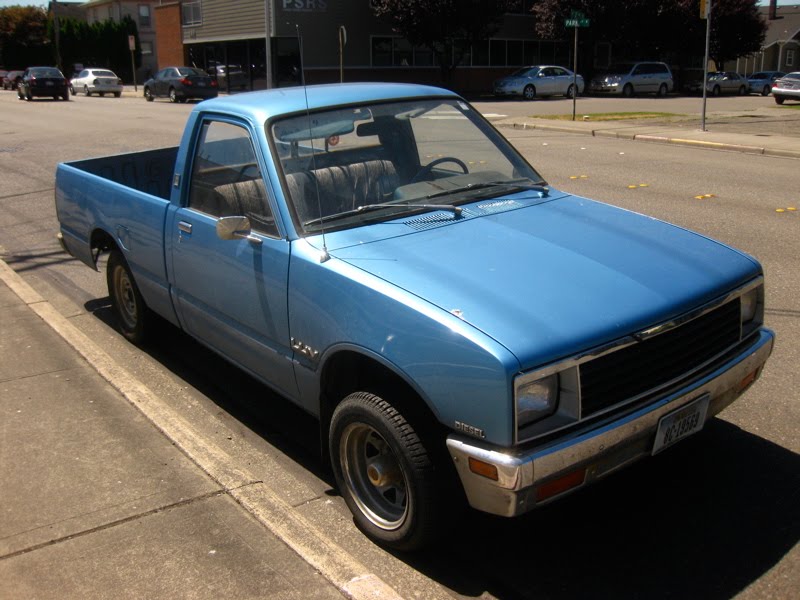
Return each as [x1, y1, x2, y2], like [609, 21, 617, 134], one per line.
[178, 221, 192, 234]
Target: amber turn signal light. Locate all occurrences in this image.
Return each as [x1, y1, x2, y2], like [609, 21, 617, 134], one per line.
[535, 468, 586, 502]
[468, 457, 499, 481]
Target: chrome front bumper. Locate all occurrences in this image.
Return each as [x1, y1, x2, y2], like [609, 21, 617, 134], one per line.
[446, 328, 774, 517]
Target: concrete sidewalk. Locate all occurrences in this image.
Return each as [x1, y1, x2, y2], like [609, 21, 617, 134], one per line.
[0, 266, 356, 598]
[492, 109, 800, 159]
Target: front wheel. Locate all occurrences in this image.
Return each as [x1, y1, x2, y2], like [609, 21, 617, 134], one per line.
[738, 86, 746, 96]
[144, 87, 154, 101]
[657, 83, 668, 97]
[84, 85, 91, 97]
[329, 391, 442, 551]
[169, 87, 178, 103]
[566, 84, 576, 99]
[107, 250, 149, 343]
[523, 84, 536, 100]
[712, 85, 721, 96]
[622, 83, 634, 98]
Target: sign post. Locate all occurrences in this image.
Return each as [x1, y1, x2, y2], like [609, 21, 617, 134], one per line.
[701, 0, 711, 131]
[128, 35, 137, 92]
[564, 11, 590, 121]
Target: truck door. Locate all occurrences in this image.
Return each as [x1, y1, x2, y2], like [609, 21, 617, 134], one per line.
[167, 117, 297, 398]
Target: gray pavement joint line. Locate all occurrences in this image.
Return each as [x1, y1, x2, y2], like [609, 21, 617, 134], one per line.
[0, 490, 226, 562]
[0, 258, 406, 600]
[0, 189, 55, 202]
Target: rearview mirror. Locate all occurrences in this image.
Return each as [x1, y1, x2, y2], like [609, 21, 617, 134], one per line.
[216, 216, 262, 245]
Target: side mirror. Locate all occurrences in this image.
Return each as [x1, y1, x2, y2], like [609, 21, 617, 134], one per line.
[216, 216, 262, 245]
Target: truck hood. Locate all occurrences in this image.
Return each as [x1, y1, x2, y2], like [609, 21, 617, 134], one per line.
[326, 193, 759, 369]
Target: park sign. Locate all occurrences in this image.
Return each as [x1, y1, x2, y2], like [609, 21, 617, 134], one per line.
[565, 10, 589, 28]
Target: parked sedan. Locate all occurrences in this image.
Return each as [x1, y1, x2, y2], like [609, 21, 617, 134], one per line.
[70, 68, 124, 97]
[685, 72, 747, 96]
[772, 72, 800, 105]
[493, 65, 584, 100]
[143, 66, 218, 103]
[747, 71, 785, 96]
[17, 67, 69, 101]
[3, 70, 24, 90]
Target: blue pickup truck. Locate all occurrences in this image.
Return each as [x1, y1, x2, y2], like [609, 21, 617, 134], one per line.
[55, 83, 774, 550]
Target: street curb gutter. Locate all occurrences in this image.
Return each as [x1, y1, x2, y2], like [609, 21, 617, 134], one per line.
[0, 258, 404, 600]
[503, 121, 800, 159]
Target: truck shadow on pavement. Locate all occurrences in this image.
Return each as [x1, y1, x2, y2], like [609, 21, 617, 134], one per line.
[88, 301, 799, 600]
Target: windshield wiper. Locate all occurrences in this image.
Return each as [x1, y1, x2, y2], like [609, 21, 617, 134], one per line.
[304, 202, 461, 228]
[423, 179, 549, 201]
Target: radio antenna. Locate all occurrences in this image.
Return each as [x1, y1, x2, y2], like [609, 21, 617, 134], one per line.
[296, 24, 329, 262]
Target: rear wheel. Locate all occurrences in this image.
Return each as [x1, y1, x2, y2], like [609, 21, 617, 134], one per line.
[761, 85, 770, 96]
[107, 250, 149, 344]
[144, 87, 154, 101]
[738, 86, 746, 95]
[775, 95, 785, 105]
[329, 391, 443, 551]
[169, 87, 178, 103]
[69, 84, 75, 95]
[523, 84, 536, 100]
[114, 92, 121, 98]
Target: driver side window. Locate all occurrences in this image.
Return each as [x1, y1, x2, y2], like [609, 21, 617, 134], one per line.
[188, 120, 278, 237]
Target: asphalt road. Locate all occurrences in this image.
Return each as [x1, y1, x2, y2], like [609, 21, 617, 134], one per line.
[0, 91, 797, 599]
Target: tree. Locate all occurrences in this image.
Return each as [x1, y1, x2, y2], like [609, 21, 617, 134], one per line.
[531, 0, 766, 71]
[0, 6, 51, 68]
[371, 0, 516, 83]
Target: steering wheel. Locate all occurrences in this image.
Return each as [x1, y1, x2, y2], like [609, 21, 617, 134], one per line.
[410, 157, 469, 184]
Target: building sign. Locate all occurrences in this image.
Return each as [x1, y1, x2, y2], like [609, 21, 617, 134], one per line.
[282, 0, 328, 11]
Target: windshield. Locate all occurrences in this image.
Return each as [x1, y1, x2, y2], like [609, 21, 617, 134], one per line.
[270, 98, 545, 234]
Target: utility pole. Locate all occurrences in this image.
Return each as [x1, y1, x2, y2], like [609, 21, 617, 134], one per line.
[701, 0, 712, 132]
[264, 1, 274, 88]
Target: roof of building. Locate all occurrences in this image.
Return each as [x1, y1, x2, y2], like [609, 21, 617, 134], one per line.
[761, 5, 800, 48]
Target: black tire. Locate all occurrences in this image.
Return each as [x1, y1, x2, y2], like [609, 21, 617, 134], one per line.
[169, 87, 178, 103]
[738, 86, 746, 96]
[566, 84, 576, 99]
[114, 92, 121, 98]
[329, 391, 442, 551]
[523, 84, 536, 100]
[622, 83, 634, 98]
[712, 85, 721, 97]
[144, 87, 153, 102]
[62, 93, 69, 101]
[84, 85, 91, 97]
[775, 95, 785, 105]
[657, 83, 668, 97]
[761, 85, 770, 96]
[69, 85, 75, 96]
[107, 250, 149, 343]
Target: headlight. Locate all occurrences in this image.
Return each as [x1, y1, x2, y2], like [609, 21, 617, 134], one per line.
[741, 287, 759, 323]
[516, 374, 558, 428]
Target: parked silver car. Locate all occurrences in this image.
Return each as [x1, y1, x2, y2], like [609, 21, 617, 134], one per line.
[69, 68, 123, 97]
[687, 72, 748, 96]
[747, 71, 786, 96]
[493, 65, 584, 100]
[772, 72, 800, 104]
[589, 61, 673, 97]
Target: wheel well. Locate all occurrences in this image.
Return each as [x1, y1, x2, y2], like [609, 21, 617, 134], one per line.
[90, 229, 118, 265]
[319, 351, 447, 461]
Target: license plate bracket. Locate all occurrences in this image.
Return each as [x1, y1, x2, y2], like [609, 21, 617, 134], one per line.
[652, 394, 710, 455]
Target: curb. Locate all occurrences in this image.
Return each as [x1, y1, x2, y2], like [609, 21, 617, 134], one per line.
[0, 258, 404, 600]
[502, 120, 800, 159]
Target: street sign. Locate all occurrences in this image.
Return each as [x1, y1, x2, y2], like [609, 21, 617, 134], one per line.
[570, 9, 586, 19]
[565, 18, 590, 27]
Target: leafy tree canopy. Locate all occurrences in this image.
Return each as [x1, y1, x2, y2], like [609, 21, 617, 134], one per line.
[371, 0, 516, 79]
[531, 0, 766, 70]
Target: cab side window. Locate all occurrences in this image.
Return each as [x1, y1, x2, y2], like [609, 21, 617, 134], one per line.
[188, 120, 278, 237]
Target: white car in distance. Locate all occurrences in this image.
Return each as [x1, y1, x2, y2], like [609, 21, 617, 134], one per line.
[70, 68, 124, 97]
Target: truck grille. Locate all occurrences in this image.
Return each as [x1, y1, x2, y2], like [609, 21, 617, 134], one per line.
[579, 298, 741, 417]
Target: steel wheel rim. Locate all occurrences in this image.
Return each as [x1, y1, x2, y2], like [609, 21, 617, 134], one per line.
[113, 267, 138, 330]
[340, 422, 409, 530]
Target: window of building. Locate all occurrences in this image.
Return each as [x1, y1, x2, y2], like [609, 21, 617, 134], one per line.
[370, 36, 437, 67]
[140, 41, 153, 55]
[139, 5, 151, 28]
[787, 49, 796, 68]
[182, 1, 202, 27]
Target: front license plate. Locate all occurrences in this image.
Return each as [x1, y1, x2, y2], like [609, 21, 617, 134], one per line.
[652, 394, 710, 455]
[46, 81, 54, 86]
